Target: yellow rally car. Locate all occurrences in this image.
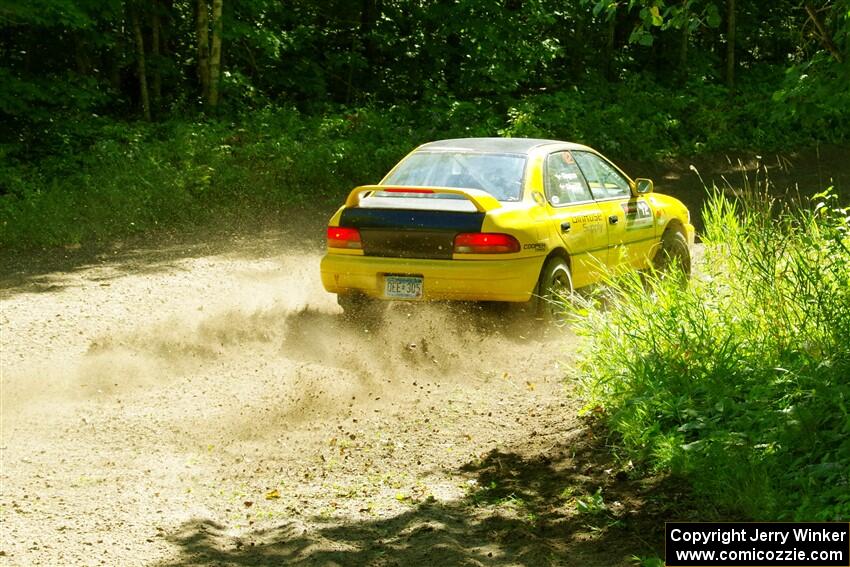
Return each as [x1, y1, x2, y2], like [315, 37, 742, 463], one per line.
[321, 138, 694, 318]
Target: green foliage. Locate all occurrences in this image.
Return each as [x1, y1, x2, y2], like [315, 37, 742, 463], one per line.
[632, 556, 665, 567]
[575, 488, 607, 515]
[498, 71, 848, 159]
[3, 0, 849, 122]
[772, 53, 850, 142]
[572, 188, 850, 520]
[0, 107, 402, 246]
[0, 102, 499, 248]
[581, 0, 723, 47]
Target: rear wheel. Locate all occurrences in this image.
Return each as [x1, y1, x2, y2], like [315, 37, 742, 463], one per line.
[653, 229, 691, 282]
[535, 257, 574, 321]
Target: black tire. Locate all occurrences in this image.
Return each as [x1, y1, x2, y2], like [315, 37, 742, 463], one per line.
[535, 256, 574, 321]
[337, 293, 386, 325]
[653, 229, 691, 281]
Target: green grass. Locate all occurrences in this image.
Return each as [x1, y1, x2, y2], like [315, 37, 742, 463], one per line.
[570, 188, 850, 520]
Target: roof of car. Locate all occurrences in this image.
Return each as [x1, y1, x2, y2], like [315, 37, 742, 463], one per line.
[417, 137, 591, 154]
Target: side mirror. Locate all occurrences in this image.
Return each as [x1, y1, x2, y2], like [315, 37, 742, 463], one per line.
[635, 178, 654, 194]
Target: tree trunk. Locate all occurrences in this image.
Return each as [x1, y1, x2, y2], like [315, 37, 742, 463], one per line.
[605, 6, 616, 81]
[679, 9, 690, 78]
[804, 2, 844, 63]
[131, 9, 151, 121]
[725, 0, 736, 89]
[108, 53, 122, 92]
[196, 0, 210, 100]
[73, 33, 92, 75]
[161, 0, 174, 56]
[208, 0, 223, 107]
[151, 0, 162, 106]
[345, 32, 356, 104]
[359, 0, 379, 88]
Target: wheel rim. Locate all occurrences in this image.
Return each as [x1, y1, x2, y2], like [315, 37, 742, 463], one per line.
[544, 267, 572, 319]
[551, 270, 570, 295]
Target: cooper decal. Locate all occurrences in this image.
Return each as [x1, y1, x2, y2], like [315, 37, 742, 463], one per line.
[523, 242, 547, 251]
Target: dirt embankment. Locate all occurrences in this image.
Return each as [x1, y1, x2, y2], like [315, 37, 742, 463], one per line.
[0, 230, 693, 567]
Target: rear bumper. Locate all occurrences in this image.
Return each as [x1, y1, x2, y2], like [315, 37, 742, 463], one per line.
[320, 253, 545, 302]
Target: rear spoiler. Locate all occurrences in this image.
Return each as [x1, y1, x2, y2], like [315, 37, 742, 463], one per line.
[344, 185, 502, 213]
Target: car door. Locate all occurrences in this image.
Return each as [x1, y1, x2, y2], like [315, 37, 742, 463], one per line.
[543, 150, 607, 288]
[572, 151, 657, 271]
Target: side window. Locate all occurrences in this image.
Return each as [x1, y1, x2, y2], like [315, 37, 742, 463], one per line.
[545, 151, 593, 206]
[573, 152, 631, 199]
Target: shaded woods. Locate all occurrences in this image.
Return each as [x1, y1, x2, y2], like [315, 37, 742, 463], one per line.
[2, 1, 849, 118]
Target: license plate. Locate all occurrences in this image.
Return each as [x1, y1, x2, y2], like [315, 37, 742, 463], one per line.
[384, 275, 423, 299]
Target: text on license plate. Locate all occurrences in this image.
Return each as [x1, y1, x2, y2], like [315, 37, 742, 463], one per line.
[384, 275, 423, 299]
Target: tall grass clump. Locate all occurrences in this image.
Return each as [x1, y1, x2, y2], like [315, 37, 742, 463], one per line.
[572, 188, 850, 520]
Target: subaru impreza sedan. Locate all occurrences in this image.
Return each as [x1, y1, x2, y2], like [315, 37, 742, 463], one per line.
[321, 137, 694, 318]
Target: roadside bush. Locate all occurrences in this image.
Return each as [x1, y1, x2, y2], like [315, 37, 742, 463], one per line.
[572, 188, 850, 520]
[498, 71, 843, 159]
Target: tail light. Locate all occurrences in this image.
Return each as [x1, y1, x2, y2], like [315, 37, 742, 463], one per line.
[454, 233, 520, 254]
[327, 226, 362, 249]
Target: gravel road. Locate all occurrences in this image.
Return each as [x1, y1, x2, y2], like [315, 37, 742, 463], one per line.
[3, 232, 657, 566]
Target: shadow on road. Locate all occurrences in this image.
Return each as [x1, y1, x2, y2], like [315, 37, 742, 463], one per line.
[156, 423, 704, 567]
[0, 205, 332, 295]
[0, 227, 324, 298]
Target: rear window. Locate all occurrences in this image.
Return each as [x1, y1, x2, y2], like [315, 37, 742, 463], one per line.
[380, 151, 526, 202]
